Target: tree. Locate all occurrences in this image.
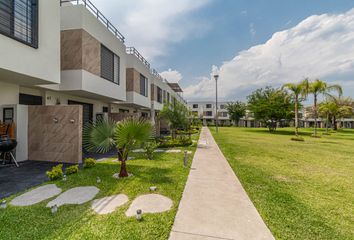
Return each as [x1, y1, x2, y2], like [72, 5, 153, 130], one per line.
[226, 101, 246, 126]
[159, 101, 189, 139]
[247, 87, 295, 132]
[282, 79, 308, 137]
[83, 118, 153, 178]
[318, 101, 336, 133]
[327, 96, 353, 130]
[307, 79, 342, 137]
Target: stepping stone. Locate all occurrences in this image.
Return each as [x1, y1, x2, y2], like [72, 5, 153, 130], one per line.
[11, 184, 62, 206]
[91, 194, 128, 215]
[132, 149, 146, 153]
[125, 194, 173, 217]
[154, 149, 165, 153]
[166, 149, 182, 153]
[187, 151, 193, 154]
[47, 186, 99, 208]
[96, 158, 108, 162]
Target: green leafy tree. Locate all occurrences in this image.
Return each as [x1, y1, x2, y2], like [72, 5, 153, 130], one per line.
[318, 101, 336, 133]
[159, 101, 189, 139]
[327, 96, 353, 130]
[247, 87, 295, 132]
[83, 118, 153, 177]
[306, 79, 342, 136]
[282, 79, 308, 137]
[226, 101, 247, 126]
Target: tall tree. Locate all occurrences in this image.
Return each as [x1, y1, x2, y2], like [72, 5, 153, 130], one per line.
[318, 101, 336, 133]
[307, 79, 342, 137]
[247, 87, 295, 132]
[327, 96, 353, 130]
[282, 79, 308, 137]
[159, 101, 189, 139]
[226, 101, 247, 126]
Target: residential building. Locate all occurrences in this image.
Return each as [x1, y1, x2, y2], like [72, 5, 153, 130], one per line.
[0, 0, 187, 164]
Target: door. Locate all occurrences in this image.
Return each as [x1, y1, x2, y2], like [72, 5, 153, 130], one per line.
[68, 100, 93, 127]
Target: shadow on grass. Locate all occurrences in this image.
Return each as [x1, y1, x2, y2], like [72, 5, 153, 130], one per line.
[242, 128, 313, 137]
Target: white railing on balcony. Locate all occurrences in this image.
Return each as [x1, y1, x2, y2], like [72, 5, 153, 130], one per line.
[60, 0, 125, 43]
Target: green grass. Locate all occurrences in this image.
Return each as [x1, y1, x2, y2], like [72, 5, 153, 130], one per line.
[0, 136, 199, 240]
[210, 127, 354, 240]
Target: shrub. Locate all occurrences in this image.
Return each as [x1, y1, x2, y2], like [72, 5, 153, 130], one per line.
[46, 164, 63, 181]
[66, 165, 79, 175]
[143, 141, 158, 160]
[291, 136, 305, 142]
[158, 136, 193, 148]
[84, 158, 96, 168]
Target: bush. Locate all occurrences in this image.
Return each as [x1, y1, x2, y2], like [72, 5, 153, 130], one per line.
[158, 136, 193, 148]
[84, 158, 96, 168]
[46, 164, 64, 181]
[143, 141, 158, 160]
[66, 165, 79, 175]
[291, 136, 305, 142]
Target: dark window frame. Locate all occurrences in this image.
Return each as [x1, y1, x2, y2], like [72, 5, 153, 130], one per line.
[193, 104, 198, 108]
[139, 74, 148, 97]
[206, 104, 212, 108]
[100, 44, 120, 85]
[0, 0, 39, 48]
[157, 86, 163, 103]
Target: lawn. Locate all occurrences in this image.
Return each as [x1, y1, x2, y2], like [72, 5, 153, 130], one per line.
[0, 138, 198, 240]
[210, 127, 354, 240]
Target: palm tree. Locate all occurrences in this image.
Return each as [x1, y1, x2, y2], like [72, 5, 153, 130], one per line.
[282, 79, 308, 137]
[327, 96, 353, 130]
[84, 118, 153, 177]
[307, 79, 342, 137]
[318, 101, 336, 133]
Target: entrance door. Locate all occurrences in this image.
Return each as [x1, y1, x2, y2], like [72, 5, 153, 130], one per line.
[68, 100, 93, 127]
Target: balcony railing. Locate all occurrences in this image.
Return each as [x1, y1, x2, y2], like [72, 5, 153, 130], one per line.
[126, 47, 150, 69]
[60, 0, 125, 43]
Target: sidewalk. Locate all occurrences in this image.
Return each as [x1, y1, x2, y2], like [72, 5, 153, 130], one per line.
[169, 127, 274, 240]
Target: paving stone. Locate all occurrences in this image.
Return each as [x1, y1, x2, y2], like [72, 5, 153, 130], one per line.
[154, 149, 165, 153]
[10, 184, 62, 206]
[47, 186, 99, 208]
[125, 194, 173, 217]
[91, 194, 129, 215]
[132, 149, 146, 153]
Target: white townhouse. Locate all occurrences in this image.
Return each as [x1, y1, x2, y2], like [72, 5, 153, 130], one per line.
[0, 0, 187, 164]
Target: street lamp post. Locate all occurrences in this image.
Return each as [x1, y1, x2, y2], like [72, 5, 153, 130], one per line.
[214, 74, 219, 133]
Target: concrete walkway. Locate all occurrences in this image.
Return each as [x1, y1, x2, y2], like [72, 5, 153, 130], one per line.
[169, 127, 274, 240]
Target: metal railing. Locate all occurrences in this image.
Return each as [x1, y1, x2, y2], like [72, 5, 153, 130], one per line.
[60, 0, 125, 43]
[126, 47, 151, 69]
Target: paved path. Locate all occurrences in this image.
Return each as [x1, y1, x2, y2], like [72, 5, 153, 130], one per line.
[169, 127, 274, 240]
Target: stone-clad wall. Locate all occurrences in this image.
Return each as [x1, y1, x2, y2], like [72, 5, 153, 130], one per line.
[61, 29, 101, 76]
[28, 105, 82, 163]
[126, 68, 141, 93]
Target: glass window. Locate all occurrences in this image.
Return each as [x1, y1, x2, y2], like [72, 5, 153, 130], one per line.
[101, 45, 120, 84]
[193, 104, 198, 108]
[0, 0, 38, 48]
[206, 104, 212, 108]
[157, 87, 163, 103]
[140, 74, 148, 97]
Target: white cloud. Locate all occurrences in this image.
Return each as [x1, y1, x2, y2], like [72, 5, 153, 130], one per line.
[160, 69, 183, 83]
[184, 8, 354, 101]
[91, 0, 212, 60]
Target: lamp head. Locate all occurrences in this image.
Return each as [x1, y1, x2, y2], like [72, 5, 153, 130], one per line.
[213, 74, 219, 81]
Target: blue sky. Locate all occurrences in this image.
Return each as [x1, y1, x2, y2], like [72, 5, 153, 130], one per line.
[92, 0, 354, 101]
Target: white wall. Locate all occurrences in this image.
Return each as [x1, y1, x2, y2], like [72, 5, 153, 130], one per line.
[0, 82, 19, 105]
[0, 0, 60, 85]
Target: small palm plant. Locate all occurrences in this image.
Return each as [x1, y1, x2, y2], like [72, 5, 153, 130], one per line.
[84, 118, 154, 178]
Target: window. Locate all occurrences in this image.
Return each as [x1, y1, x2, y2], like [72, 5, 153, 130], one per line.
[19, 93, 42, 105]
[157, 87, 163, 103]
[206, 111, 213, 116]
[139, 74, 148, 97]
[193, 104, 198, 108]
[220, 104, 225, 109]
[206, 104, 212, 108]
[0, 0, 38, 48]
[119, 109, 129, 113]
[221, 112, 228, 117]
[167, 92, 170, 103]
[101, 45, 120, 84]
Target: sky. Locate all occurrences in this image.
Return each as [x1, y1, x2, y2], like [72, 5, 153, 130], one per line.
[91, 0, 354, 102]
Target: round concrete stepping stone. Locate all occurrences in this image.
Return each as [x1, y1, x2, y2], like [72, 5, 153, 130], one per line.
[125, 194, 173, 217]
[91, 194, 128, 215]
[166, 149, 182, 153]
[11, 184, 62, 206]
[47, 186, 99, 208]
